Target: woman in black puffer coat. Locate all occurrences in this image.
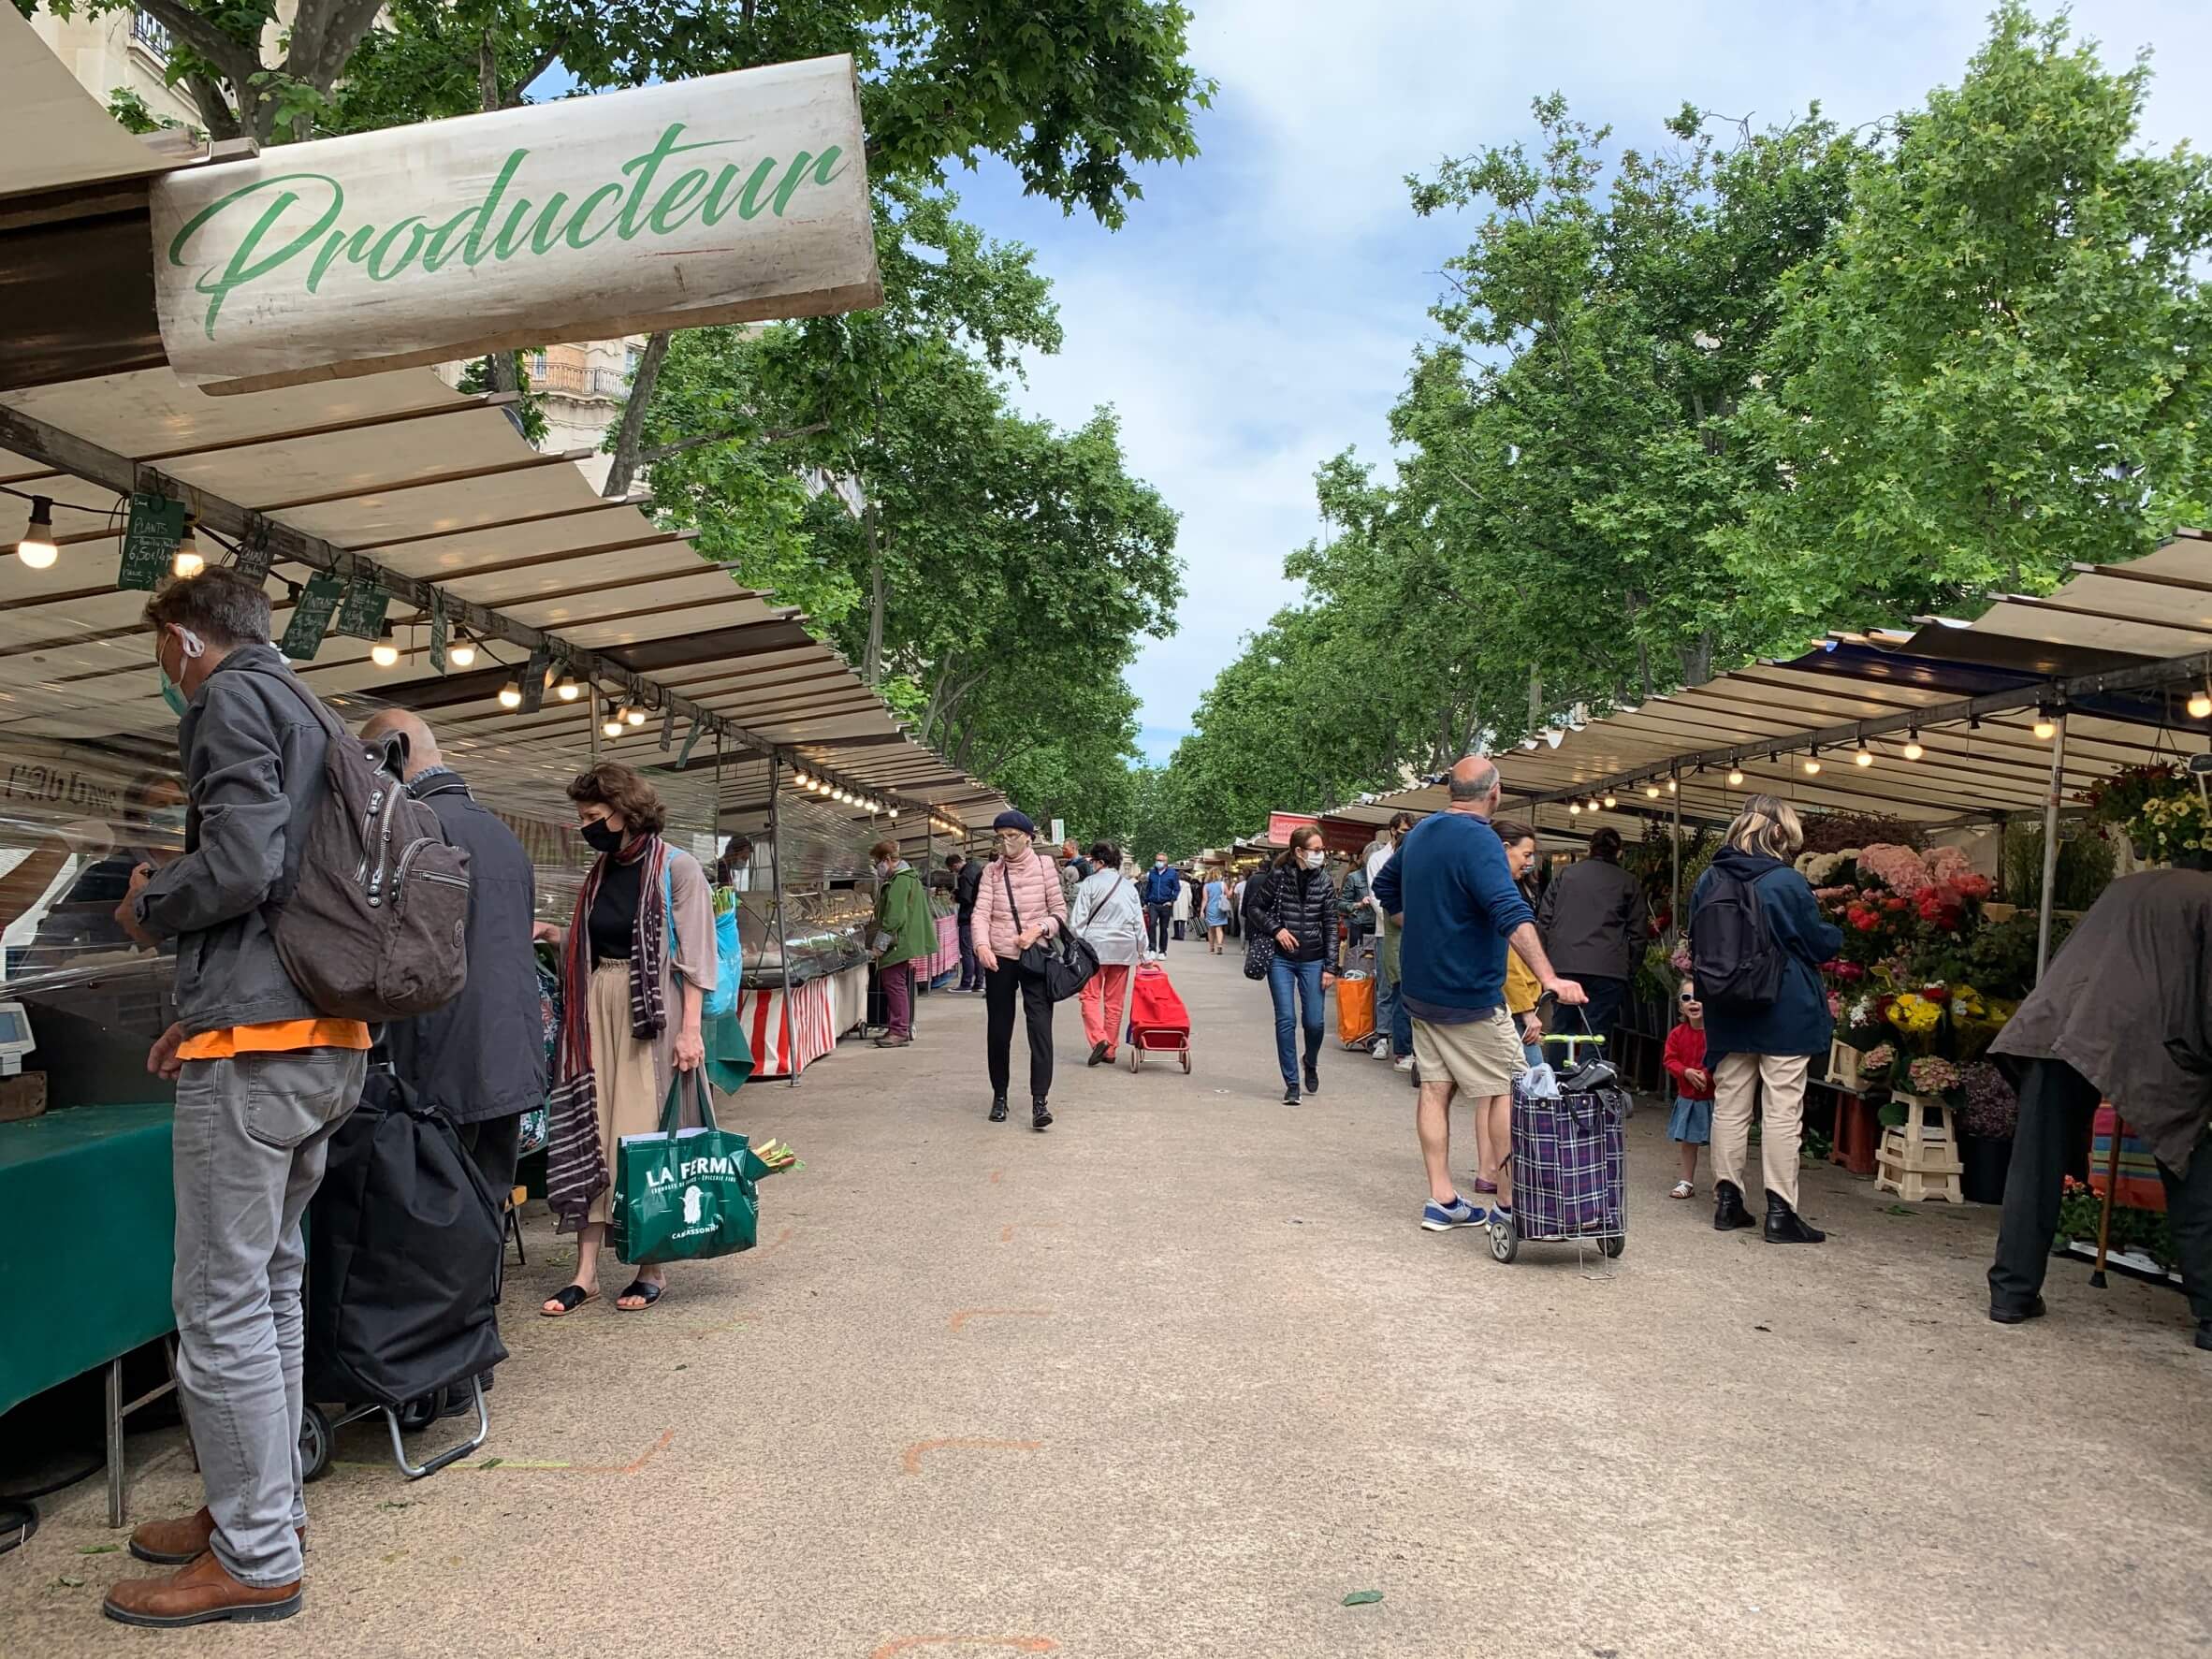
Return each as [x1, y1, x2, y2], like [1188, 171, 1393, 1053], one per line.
[1244, 825, 1339, 1105]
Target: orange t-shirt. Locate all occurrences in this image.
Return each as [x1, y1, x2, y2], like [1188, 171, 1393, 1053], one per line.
[177, 1019, 373, 1060]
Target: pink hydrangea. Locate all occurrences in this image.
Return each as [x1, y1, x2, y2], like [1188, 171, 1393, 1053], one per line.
[1924, 845, 1974, 886]
[1856, 843, 1932, 895]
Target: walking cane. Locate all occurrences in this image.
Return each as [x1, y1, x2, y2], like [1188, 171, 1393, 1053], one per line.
[2088, 1109, 2125, 1289]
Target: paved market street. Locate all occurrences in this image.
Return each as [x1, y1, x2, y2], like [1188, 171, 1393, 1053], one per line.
[5, 945, 2208, 1659]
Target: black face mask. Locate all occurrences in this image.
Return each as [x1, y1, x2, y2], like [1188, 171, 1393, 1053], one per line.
[580, 820, 627, 854]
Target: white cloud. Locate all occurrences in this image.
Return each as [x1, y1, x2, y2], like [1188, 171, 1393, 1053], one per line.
[964, 0, 2212, 756]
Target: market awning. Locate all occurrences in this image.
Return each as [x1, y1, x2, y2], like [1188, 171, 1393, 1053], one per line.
[1364, 534, 2212, 838]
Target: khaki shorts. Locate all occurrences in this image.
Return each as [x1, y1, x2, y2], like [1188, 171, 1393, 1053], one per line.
[1411, 1010, 1527, 1096]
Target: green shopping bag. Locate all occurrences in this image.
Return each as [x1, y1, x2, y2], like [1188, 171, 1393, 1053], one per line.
[609, 1070, 771, 1266]
[703, 1008, 754, 1098]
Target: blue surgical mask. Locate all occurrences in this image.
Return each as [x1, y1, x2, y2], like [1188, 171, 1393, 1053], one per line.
[146, 806, 188, 837]
[158, 666, 190, 719]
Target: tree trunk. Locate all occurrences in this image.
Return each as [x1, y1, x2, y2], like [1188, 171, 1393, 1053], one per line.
[862, 498, 886, 684]
[601, 331, 673, 498]
[1679, 630, 1714, 687]
[1527, 668, 1543, 735]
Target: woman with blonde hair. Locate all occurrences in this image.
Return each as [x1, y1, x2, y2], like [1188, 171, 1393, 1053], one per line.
[535, 763, 718, 1315]
[1686, 793, 1841, 1244]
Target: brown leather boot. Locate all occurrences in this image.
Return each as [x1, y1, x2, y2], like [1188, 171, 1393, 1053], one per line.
[103, 1550, 302, 1626]
[128, 1505, 305, 1565]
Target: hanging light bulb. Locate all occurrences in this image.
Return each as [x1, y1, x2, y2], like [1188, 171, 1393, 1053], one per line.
[1902, 731, 1923, 762]
[556, 676, 581, 702]
[601, 703, 623, 739]
[1587, 797, 1601, 813]
[1602, 792, 1617, 808]
[2190, 683, 2212, 720]
[1802, 752, 1822, 776]
[887, 807, 899, 820]
[1569, 802, 1582, 817]
[15, 496, 57, 569]
[792, 770, 810, 789]
[626, 703, 648, 728]
[1666, 777, 1679, 793]
[171, 518, 204, 579]
[2032, 706, 2057, 741]
[1644, 781, 1661, 799]
[370, 621, 400, 669]
[1854, 743, 1874, 767]
[496, 679, 522, 710]
[447, 631, 477, 669]
[1727, 765, 1745, 787]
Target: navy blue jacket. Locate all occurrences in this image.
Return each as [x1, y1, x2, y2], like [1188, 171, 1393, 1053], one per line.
[1373, 812, 1535, 1017]
[1690, 847, 1842, 1059]
[1142, 865, 1182, 906]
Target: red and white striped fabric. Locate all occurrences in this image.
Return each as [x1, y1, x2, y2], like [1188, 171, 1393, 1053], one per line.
[913, 913, 960, 981]
[738, 977, 837, 1078]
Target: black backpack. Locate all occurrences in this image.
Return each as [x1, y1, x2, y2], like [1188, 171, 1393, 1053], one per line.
[249, 667, 472, 1020]
[1690, 866, 1786, 1011]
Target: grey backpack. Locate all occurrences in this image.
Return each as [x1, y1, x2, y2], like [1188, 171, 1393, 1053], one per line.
[251, 669, 471, 1020]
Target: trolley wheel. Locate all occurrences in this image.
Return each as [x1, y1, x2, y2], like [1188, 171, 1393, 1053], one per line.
[1127, 1044, 1140, 1072]
[1488, 1216, 1520, 1264]
[1179, 1047, 1191, 1074]
[300, 1404, 333, 1484]
[1599, 1233, 1626, 1259]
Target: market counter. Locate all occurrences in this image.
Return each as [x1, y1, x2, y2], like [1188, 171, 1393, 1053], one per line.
[0, 1102, 176, 1420]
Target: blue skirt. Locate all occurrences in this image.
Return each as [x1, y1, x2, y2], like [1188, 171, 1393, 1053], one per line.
[1667, 1096, 1713, 1145]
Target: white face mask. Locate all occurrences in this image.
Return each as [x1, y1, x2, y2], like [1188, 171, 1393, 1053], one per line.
[875, 860, 892, 878]
[1302, 850, 1325, 870]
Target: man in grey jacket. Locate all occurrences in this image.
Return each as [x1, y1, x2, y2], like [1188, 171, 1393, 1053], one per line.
[105, 571, 366, 1630]
[1536, 826, 1649, 1060]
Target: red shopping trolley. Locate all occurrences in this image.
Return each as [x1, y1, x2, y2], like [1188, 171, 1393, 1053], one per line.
[1125, 961, 1192, 1073]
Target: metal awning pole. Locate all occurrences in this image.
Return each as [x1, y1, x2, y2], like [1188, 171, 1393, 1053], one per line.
[767, 753, 798, 1086]
[1669, 774, 1682, 936]
[2034, 716, 2068, 982]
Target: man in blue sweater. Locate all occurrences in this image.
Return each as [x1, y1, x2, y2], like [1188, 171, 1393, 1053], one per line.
[1141, 852, 1181, 957]
[1375, 756, 1586, 1231]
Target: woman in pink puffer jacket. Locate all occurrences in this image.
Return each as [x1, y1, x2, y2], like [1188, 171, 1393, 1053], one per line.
[970, 810, 1068, 1129]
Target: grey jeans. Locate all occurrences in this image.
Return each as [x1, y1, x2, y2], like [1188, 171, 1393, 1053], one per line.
[171, 1046, 366, 1588]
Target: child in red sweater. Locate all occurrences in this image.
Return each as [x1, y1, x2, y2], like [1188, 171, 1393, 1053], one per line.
[1661, 982, 1715, 1199]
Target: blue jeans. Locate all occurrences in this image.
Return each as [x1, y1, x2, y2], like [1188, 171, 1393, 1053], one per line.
[1375, 965, 1411, 1058]
[1266, 956, 1327, 1088]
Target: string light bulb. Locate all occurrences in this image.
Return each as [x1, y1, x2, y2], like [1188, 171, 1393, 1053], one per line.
[1902, 731, 1923, 762]
[2190, 683, 2212, 720]
[1854, 743, 1874, 767]
[626, 704, 648, 728]
[447, 632, 476, 669]
[2032, 706, 2058, 741]
[171, 518, 203, 579]
[1602, 792, 1617, 808]
[1666, 777, 1679, 793]
[370, 621, 400, 669]
[15, 496, 56, 569]
[1803, 754, 1822, 776]
[1569, 802, 1582, 817]
[1644, 782, 1661, 799]
[556, 676, 581, 702]
[1588, 797, 1602, 813]
[601, 705, 623, 739]
[496, 679, 522, 710]
[1727, 765, 1744, 787]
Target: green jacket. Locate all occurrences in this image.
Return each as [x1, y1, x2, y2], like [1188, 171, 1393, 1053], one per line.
[875, 865, 937, 967]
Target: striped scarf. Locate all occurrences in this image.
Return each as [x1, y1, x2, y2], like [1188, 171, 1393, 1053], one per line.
[545, 833, 668, 1233]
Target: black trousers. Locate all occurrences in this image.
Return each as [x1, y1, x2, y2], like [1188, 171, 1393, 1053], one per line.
[458, 1113, 524, 1199]
[1145, 902, 1173, 953]
[985, 960, 1055, 1104]
[1990, 1057, 2212, 1324]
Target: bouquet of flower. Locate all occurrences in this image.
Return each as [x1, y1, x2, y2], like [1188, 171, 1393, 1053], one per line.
[1957, 1062, 2017, 1138]
[1905, 1055, 1963, 1102]
[1886, 992, 1944, 1046]
[1857, 843, 1935, 896]
[2127, 793, 2212, 867]
[1860, 1041, 1897, 1081]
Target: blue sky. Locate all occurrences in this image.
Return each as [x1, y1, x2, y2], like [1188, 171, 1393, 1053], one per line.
[934, 0, 2212, 764]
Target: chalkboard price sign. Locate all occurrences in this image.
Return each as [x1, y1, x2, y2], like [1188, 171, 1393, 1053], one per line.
[118, 493, 185, 591]
[280, 573, 344, 660]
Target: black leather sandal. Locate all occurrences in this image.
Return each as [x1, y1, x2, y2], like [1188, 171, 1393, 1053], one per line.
[540, 1284, 595, 1317]
[615, 1279, 665, 1312]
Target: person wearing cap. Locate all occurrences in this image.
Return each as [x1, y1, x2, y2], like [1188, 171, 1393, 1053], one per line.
[969, 810, 1069, 1129]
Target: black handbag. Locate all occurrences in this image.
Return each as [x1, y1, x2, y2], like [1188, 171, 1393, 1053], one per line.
[1001, 862, 1099, 1002]
[1243, 868, 1276, 981]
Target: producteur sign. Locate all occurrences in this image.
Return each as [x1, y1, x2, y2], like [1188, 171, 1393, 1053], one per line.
[147, 55, 881, 395]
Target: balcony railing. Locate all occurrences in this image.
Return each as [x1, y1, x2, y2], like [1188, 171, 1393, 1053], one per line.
[530, 360, 632, 400]
[131, 9, 172, 57]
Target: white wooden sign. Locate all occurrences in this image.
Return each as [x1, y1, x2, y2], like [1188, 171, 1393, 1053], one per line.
[148, 56, 880, 396]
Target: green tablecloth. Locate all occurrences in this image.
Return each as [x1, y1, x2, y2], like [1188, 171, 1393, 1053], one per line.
[0, 1102, 175, 1418]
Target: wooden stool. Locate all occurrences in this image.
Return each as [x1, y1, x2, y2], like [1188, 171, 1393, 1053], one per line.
[1875, 1090, 1964, 1204]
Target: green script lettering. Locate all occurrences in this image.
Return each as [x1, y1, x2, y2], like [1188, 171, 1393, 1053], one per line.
[166, 124, 851, 339]
[168, 173, 344, 337]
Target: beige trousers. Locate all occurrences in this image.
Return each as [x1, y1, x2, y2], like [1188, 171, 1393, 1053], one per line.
[1711, 1051, 1811, 1209]
[586, 960, 662, 1226]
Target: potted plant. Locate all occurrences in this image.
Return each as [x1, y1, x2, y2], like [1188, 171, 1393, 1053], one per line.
[1955, 1061, 2018, 1203]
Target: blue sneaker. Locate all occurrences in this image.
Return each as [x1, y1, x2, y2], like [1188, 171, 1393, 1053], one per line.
[1489, 1205, 1515, 1230]
[1420, 1195, 1482, 1232]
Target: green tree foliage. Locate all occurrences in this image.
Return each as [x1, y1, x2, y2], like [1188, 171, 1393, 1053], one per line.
[1159, 4, 2212, 852]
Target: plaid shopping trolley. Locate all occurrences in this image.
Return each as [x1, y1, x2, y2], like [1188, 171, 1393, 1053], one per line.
[1491, 1031, 1628, 1264]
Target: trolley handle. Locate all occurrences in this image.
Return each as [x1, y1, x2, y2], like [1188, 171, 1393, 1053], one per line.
[1537, 1000, 1604, 1054]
